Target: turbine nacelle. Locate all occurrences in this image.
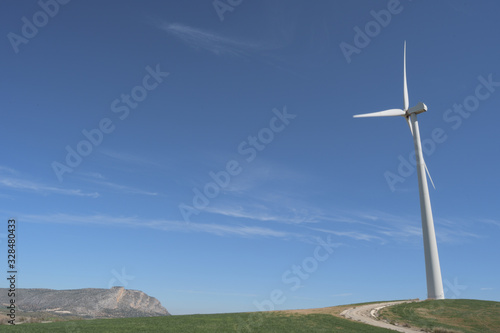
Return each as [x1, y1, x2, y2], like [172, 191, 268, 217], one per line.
[407, 102, 427, 115]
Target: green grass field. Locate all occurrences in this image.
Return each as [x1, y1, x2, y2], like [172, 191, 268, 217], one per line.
[379, 299, 500, 333]
[0, 311, 395, 333]
[1, 299, 499, 332]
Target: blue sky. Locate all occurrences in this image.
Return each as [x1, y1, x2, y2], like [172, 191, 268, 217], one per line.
[1, 0, 499, 315]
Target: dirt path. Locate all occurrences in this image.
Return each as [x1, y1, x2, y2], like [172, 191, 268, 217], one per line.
[340, 300, 423, 333]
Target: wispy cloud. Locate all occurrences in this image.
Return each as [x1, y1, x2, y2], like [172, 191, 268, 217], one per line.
[158, 22, 261, 56]
[0, 166, 18, 175]
[375, 225, 422, 239]
[194, 188, 486, 244]
[347, 210, 484, 244]
[92, 180, 158, 196]
[223, 161, 310, 195]
[99, 150, 161, 167]
[310, 227, 383, 242]
[199, 198, 412, 243]
[0, 173, 99, 198]
[204, 205, 319, 225]
[189, 223, 294, 238]
[19, 213, 296, 239]
[16, 206, 485, 245]
[476, 218, 500, 228]
[198, 194, 412, 243]
[436, 228, 481, 243]
[153, 18, 306, 77]
[80, 173, 158, 196]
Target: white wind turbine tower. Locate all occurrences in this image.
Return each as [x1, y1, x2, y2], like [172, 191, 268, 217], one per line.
[354, 41, 445, 300]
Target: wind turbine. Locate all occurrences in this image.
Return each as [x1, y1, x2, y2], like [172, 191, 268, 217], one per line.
[354, 41, 445, 300]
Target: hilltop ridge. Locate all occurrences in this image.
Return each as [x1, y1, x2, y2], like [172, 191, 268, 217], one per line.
[0, 286, 169, 319]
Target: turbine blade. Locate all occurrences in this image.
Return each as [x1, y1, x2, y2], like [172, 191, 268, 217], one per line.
[409, 114, 435, 189]
[424, 160, 436, 190]
[406, 116, 413, 136]
[353, 109, 405, 118]
[403, 41, 409, 111]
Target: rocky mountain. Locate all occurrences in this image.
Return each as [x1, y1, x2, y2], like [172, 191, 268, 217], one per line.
[0, 287, 169, 318]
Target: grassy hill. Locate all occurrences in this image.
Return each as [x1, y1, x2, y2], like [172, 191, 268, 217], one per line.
[1, 299, 498, 332]
[0, 311, 396, 333]
[378, 299, 500, 333]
